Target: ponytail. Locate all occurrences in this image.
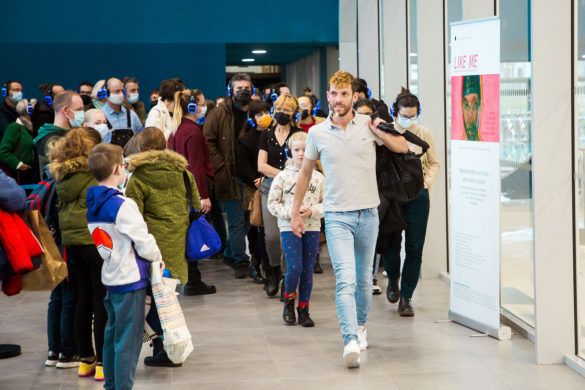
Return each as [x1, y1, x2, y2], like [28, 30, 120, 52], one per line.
[172, 90, 184, 134]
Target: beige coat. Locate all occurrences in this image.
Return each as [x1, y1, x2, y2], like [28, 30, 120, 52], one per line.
[408, 125, 440, 193]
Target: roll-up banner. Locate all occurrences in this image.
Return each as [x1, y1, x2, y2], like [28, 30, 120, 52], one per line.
[449, 17, 511, 340]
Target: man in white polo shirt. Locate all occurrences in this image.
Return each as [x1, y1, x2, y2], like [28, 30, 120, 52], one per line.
[290, 71, 408, 368]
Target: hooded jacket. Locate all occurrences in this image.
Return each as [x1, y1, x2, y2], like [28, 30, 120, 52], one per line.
[125, 149, 201, 284]
[48, 155, 97, 246]
[34, 123, 68, 175]
[267, 165, 325, 232]
[86, 186, 162, 292]
[203, 98, 251, 200]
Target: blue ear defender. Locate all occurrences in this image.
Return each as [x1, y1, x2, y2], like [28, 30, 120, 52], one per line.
[253, 86, 256, 96]
[270, 90, 278, 101]
[187, 93, 197, 113]
[27, 104, 33, 115]
[247, 117, 256, 128]
[226, 84, 231, 97]
[367, 88, 372, 99]
[44, 95, 53, 105]
[196, 117, 206, 125]
[97, 87, 107, 99]
[295, 112, 301, 122]
[313, 100, 320, 116]
[1, 84, 6, 97]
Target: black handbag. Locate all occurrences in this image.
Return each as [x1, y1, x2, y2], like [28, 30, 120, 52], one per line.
[376, 123, 430, 202]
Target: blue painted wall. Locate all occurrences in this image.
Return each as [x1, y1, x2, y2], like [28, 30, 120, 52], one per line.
[0, 1, 338, 100]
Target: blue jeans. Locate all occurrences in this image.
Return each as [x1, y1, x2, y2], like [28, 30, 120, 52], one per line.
[221, 182, 250, 265]
[325, 208, 379, 345]
[103, 288, 146, 390]
[47, 258, 77, 356]
[382, 189, 430, 298]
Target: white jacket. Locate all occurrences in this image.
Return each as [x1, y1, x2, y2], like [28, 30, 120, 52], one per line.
[86, 186, 162, 293]
[267, 165, 325, 232]
[145, 98, 174, 140]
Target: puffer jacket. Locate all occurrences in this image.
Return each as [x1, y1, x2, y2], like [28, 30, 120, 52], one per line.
[267, 165, 325, 232]
[125, 149, 201, 284]
[48, 156, 97, 246]
[203, 98, 251, 200]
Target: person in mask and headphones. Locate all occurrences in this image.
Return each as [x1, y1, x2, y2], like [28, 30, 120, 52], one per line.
[203, 72, 255, 279]
[83, 109, 110, 142]
[122, 76, 146, 125]
[0, 80, 23, 138]
[297, 95, 325, 132]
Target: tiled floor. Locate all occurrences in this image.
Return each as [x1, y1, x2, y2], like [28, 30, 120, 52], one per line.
[2, 248, 585, 389]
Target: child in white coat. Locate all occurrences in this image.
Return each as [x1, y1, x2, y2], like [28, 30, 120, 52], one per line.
[267, 131, 325, 326]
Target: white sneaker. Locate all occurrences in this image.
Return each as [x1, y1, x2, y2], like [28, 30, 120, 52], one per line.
[343, 340, 361, 368]
[358, 326, 368, 350]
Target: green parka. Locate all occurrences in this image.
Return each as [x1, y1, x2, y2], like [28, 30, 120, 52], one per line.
[125, 149, 201, 284]
[48, 156, 97, 246]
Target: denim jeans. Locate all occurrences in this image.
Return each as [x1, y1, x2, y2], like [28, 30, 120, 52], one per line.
[47, 258, 77, 356]
[325, 208, 379, 345]
[382, 189, 430, 298]
[103, 288, 146, 390]
[221, 182, 250, 265]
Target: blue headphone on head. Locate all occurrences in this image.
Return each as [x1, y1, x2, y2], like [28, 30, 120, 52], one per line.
[1, 83, 7, 97]
[27, 103, 34, 115]
[367, 88, 372, 99]
[44, 85, 54, 106]
[247, 117, 256, 128]
[313, 100, 321, 116]
[270, 89, 278, 102]
[390, 93, 422, 117]
[187, 92, 197, 113]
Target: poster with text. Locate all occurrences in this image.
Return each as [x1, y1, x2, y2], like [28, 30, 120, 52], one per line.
[449, 18, 504, 339]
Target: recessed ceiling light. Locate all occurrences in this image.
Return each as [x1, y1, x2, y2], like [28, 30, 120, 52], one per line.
[409, 53, 417, 57]
[252, 50, 267, 54]
[242, 58, 255, 62]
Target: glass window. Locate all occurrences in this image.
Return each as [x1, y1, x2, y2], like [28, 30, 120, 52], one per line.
[408, 0, 418, 94]
[575, 0, 585, 359]
[499, 0, 535, 327]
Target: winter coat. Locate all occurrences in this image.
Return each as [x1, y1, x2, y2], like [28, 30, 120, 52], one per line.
[124, 100, 147, 125]
[0, 170, 26, 212]
[33, 123, 68, 176]
[203, 97, 251, 200]
[48, 156, 98, 246]
[236, 125, 262, 188]
[0, 100, 18, 138]
[168, 117, 213, 199]
[0, 121, 34, 169]
[125, 149, 201, 284]
[267, 165, 325, 232]
[145, 98, 173, 140]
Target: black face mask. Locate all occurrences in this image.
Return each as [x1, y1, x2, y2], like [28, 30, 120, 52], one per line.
[301, 109, 310, 120]
[234, 89, 252, 106]
[150, 100, 158, 109]
[81, 94, 92, 106]
[273, 112, 291, 126]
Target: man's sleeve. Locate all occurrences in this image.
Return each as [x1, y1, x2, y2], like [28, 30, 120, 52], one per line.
[131, 111, 142, 133]
[305, 130, 319, 160]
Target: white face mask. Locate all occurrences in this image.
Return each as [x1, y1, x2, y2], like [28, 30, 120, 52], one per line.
[93, 123, 110, 139]
[127, 93, 139, 104]
[108, 93, 124, 105]
[196, 105, 207, 119]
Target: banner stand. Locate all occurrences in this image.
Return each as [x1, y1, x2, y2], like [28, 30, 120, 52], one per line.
[449, 310, 511, 340]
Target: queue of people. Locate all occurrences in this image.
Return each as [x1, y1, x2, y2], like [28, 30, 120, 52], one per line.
[0, 69, 439, 387]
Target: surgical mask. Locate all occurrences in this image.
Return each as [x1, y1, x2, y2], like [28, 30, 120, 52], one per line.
[257, 115, 272, 129]
[233, 89, 251, 106]
[108, 93, 124, 105]
[93, 123, 109, 140]
[68, 109, 85, 128]
[127, 93, 139, 104]
[273, 112, 291, 126]
[93, 99, 105, 109]
[10, 92, 23, 103]
[196, 105, 207, 119]
[397, 115, 416, 129]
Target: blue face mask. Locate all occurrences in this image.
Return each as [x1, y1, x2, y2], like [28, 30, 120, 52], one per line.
[397, 115, 416, 129]
[68, 109, 85, 128]
[10, 92, 23, 103]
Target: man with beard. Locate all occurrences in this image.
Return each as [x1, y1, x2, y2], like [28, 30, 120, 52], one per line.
[462, 74, 482, 141]
[290, 71, 408, 368]
[203, 73, 253, 279]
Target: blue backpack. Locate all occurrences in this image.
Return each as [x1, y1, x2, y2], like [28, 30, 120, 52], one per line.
[26, 167, 61, 246]
[182, 171, 221, 260]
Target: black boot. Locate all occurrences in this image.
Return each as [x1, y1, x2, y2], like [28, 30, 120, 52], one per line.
[249, 256, 265, 284]
[313, 253, 323, 274]
[144, 337, 182, 367]
[265, 266, 281, 297]
[297, 305, 314, 327]
[184, 262, 216, 296]
[386, 278, 400, 304]
[279, 279, 285, 302]
[398, 297, 414, 317]
[283, 297, 296, 325]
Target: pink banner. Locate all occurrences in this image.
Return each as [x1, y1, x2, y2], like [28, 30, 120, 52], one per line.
[451, 74, 500, 142]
